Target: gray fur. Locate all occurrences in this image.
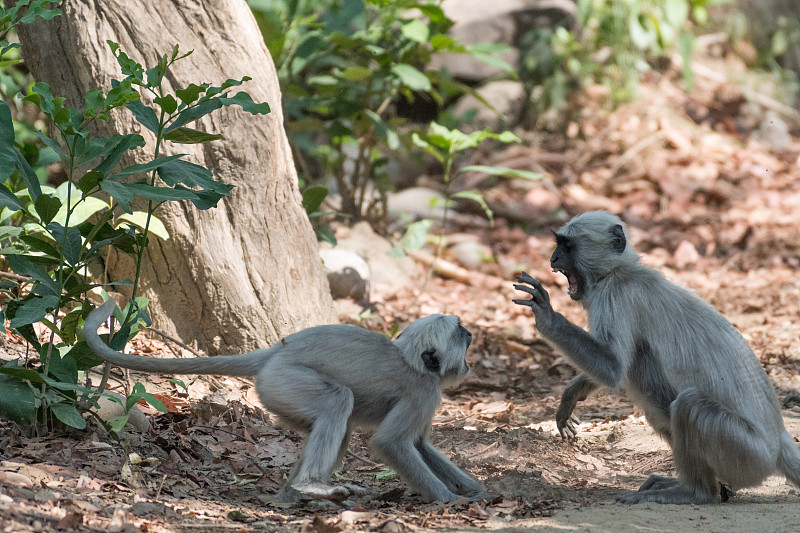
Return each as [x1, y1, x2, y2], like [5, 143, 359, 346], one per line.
[84, 300, 485, 503]
[514, 210, 800, 504]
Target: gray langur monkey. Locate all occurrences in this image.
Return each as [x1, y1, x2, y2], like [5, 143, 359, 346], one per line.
[84, 300, 487, 504]
[512, 211, 800, 504]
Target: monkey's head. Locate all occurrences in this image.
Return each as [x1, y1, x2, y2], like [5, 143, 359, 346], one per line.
[551, 211, 638, 301]
[394, 315, 472, 388]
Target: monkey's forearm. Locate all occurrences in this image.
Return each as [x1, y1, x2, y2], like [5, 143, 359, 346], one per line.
[540, 314, 623, 388]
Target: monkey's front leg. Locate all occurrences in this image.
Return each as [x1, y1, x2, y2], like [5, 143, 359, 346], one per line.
[371, 401, 463, 502]
[513, 273, 624, 389]
[416, 440, 488, 499]
[556, 374, 598, 438]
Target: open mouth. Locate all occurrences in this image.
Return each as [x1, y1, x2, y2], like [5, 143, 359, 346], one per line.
[554, 268, 579, 297]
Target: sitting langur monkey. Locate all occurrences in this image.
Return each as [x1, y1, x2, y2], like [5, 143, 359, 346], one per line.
[513, 211, 800, 504]
[84, 300, 487, 503]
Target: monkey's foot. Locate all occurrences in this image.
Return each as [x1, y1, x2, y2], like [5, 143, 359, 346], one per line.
[462, 490, 491, 502]
[719, 483, 736, 502]
[638, 474, 679, 492]
[617, 484, 716, 505]
[556, 414, 581, 439]
[292, 482, 367, 503]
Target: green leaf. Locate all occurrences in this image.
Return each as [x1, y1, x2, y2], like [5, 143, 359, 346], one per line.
[125, 100, 160, 133]
[154, 94, 178, 114]
[0, 101, 18, 182]
[401, 19, 429, 43]
[390, 64, 431, 91]
[163, 127, 224, 144]
[18, 235, 60, 259]
[78, 170, 103, 195]
[108, 414, 129, 432]
[302, 186, 328, 215]
[156, 158, 233, 195]
[46, 348, 78, 385]
[6, 255, 58, 294]
[165, 99, 222, 132]
[84, 88, 104, 117]
[110, 154, 185, 180]
[50, 403, 86, 429]
[116, 212, 169, 240]
[16, 148, 43, 201]
[677, 29, 695, 90]
[143, 392, 167, 413]
[0, 366, 46, 384]
[458, 165, 543, 180]
[218, 92, 271, 115]
[35, 131, 67, 167]
[339, 66, 373, 81]
[0, 372, 35, 425]
[364, 110, 399, 150]
[452, 190, 493, 222]
[375, 469, 397, 480]
[60, 308, 82, 346]
[169, 378, 188, 391]
[0, 183, 22, 211]
[411, 132, 443, 163]
[9, 295, 60, 328]
[663, 0, 690, 28]
[399, 219, 433, 253]
[34, 194, 62, 225]
[61, 226, 83, 266]
[125, 183, 200, 202]
[100, 180, 134, 213]
[77, 134, 146, 171]
[175, 83, 208, 105]
[65, 341, 104, 371]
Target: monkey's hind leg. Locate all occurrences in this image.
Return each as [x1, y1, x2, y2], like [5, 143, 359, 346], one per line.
[619, 388, 774, 505]
[260, 369, 366, 503]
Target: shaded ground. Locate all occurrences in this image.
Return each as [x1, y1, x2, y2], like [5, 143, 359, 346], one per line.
[2, 52, 800, 532]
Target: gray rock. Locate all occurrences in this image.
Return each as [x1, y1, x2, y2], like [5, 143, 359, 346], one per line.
[323, 222, 419, 290]
[753, 111, 792, 151]
[449, 240, 494, 269]
[387, 187, 447, 220]
[320, 249, 372, 302]
[451, 80, 526, 129]
[432, 0, 577, 82]
[90, 390, 151, 433]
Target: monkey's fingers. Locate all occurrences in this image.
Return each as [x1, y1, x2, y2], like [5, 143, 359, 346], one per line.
[512, 298, 541, 312]
[523, 276, 551, 304]
[557, 414, 581, 439]
[516, 271, 537, 285]
[464, 491, 491, 502]
[512, 283, 545, 303]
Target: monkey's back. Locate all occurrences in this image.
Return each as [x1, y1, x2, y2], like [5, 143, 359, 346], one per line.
[588, 264, 782, 431]
[256, 324, 440, 427]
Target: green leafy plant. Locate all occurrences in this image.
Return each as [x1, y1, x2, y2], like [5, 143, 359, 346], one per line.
[0, 8, 269, 432]
[393, 122, 542, 256]
[519, 0, 728, 123]
[249, 0, 513, 222]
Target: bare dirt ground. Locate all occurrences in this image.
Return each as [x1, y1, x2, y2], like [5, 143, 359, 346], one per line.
[2, 56, 800, 532]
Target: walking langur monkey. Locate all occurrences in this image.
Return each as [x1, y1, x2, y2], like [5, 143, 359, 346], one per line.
[513, 211, 800, 504]
[84, 300, 487, 503]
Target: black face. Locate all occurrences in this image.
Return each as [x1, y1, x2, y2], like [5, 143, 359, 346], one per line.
[550, 234, 585, 301]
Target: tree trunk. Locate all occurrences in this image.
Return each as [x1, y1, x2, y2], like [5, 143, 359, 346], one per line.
[16, 0, 337, 352]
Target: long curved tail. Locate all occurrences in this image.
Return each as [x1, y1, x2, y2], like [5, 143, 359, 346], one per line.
[83, 300, 270, 377]
[778, 431, 800, 487]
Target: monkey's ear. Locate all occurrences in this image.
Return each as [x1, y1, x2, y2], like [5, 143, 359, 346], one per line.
[421, 349, 441, 373]
[610, 224, 626, 254]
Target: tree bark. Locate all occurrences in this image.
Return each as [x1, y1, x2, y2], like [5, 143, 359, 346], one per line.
[16, 0, 337, 352]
